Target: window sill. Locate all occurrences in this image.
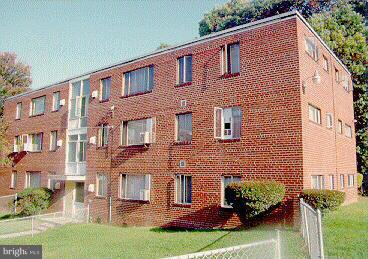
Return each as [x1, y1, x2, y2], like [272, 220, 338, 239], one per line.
[173, 141, 192, 146]
[51, 109, 60, 113]
[305, 51, 318, 62]
[221, 72, 240, 79]
[14, 118, 21, 121]
[308, 120, 322, 127]
[173, 203, 191, 208]
[221, 205, 234, 210]
[121, 91, 152, 99]
[175, 82, 192, 88]
[95, 195, 107, 199]
[28, 151, 42, 153]
[49, 149, 57, 152]
[99, 99, 110, 103]
[119, 144, 151, 149]
[216, 138, 240, 143]
[118, 198, 150, 204]
[29, 113, 45, 118]
[96, 146, 109, 150]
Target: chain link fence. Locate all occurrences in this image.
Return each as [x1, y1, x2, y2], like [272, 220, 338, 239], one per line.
[300, 198, 324, 259]
[165, 230, 281, 259]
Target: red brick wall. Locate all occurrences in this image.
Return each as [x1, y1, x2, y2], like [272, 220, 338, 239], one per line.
[296, 19, 358, 204]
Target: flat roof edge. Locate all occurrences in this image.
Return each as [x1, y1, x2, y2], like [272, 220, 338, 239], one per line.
[6, 10, 350, 101]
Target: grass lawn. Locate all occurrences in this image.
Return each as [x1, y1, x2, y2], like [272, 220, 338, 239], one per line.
[323, 196, 368, 258]
[0, 223, 307, 258]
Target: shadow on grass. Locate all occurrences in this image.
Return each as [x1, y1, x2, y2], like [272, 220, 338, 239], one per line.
[0, 213, 20, 220]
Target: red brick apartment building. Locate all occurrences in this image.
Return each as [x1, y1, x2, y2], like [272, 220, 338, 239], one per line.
[0, 11, 358, 228]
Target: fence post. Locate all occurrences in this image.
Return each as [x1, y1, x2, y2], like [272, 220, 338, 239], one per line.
[14, 193, 17, 215]
[302, 200, 311, 256]
[108, 196, 112, 223]
[276, 229, 281, 259]
[316, 209, 325, 259]
[31, 216, 34, 237]
[87, 201, 91, 223]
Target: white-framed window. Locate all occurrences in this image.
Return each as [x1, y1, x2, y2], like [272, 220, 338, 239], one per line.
[326, 113, 333, 129]
[348, 174, 354, 187]
[175, 174, 192, 204]
[329, 175, 335, 190]
[119, 174, 151, 201]
[214, 106, 242, 140]
[123, 66, 154, 97]
[50, 131, 58, 151]
[96, 173, 107, 197]
[305, 37, 319, 60]
[100, 77, 111, 101]
[52, 91, 61, 111]
[69, 79, 90, 128]
[10, 171, 17, 189]
[177, 55, 192, 84]
[322, 56, 329, 71]
[67, 134, 87, 162]
[15, 102, 22, 119]
[176, 113, 192, 142]
[337, 119, 343, 134]
[308, 104, 321, 124]
[28, 133, 43, 152]
[342, 77, 350, 92]
[98, 124, 109, 147]
[345, 124, 352, 138]
[221, 176, 241, 207]
[47, 173, 60, 191]
[25, 172, 41, 188]
[221, 42, 240, 75]
[14, 135, 22, 152]
[30, 96, 46, 116]
[340, 174, 345, 189]
[311, 175, 324, 189]
[335, 68, 339, 83]
[121, 118, 155, 146]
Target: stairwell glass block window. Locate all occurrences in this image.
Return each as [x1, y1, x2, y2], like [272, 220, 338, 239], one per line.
[308, 104, 321, 124]
[177, 55, 192, 84]
[30, 96, 46, 116]
[120, 174, 151, 201]
[221, 43, 240, 75]
[214, 106, 242, 140]
[121, 118, 155, 146]
[175, 174, 192, 204]
[222, 176, 241, 207]
[100, 77, 111, 101]
[176, 113, 192, 142]
[96, 173, 107, 197]
[123, 66, 154, 96]
[52, 91, 61, 111]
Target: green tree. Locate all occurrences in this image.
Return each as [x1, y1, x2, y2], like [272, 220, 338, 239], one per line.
[156, 43, 171, 50]
[309, 5, 368, 174]
[199, 0, 368, 174]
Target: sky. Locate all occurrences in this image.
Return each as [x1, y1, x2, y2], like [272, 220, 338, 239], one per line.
[0, 0, 226, 90]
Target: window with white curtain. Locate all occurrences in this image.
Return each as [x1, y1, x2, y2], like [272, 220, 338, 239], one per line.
[329, 175, 335, 190]
[121, 118, 155, 146]
[123, 66, 154, 96]
[348, 174, 354, 187]
[340, 174, 345, 189]
[52, 91, 60, 111]
[222, 176, 241, 207]
[120, 174, 151, 201]
[214, 106, 242, 140]
[25, 172, 41, 188]
[308, 104, 321, 124]
[311, 175, 324, 189]
[10, 171, 17, 189]
[221, 43, 240, 75]
[176, 113, 192, 142]
[177, 55, 192, 84]
[175, 174, 192, 204]
[30, 96, 46, 116]
[96, 173, 107, 197]
[100, 77, 111, 101]
[50, 131, 58, 151]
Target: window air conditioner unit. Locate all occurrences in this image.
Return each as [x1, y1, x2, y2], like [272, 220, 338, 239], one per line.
[54, 182, 61, 190]
[88, 184, 95, 193]
[91, 90, 98, 99]
[142, 132, 151, 144]
[89, 136, 97, 145]
[59, 99, 66, 106]
[139, 189, 150, 201]
[57, 139, 63, 147]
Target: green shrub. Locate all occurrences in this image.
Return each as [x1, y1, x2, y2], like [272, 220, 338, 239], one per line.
[301, 189, 345, 213]
[225, 180, 285, 219]
[357, 174, 363, 188]
[16, 188, 53, 216]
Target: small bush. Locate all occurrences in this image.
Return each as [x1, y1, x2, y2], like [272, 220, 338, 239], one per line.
[301, 189, 345, 213]
[225, 180, 285, 219]
[16, 188, 53, 216]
